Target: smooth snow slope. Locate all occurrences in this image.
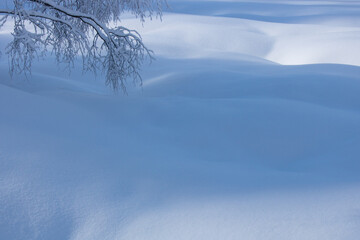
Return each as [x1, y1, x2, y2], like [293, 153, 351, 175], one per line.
[1, 1, 360, 240]
[122, 4, 360, 66]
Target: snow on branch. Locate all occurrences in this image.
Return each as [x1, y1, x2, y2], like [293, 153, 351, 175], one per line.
[0, 0, 167, 92]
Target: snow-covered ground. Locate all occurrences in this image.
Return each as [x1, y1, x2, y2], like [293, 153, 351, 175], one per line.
[1, 0, 360, 239]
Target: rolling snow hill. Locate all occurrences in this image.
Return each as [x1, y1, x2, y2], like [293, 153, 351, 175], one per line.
[1, 1, 360, 239]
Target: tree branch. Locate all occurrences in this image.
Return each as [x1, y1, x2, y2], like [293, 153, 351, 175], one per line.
[0, 0, 164, 92]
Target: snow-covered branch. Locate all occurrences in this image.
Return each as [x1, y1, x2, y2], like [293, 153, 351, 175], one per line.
[0, 0, 167, 92]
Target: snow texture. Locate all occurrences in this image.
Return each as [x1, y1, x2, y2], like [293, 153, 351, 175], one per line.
[1, 0, 360, 240]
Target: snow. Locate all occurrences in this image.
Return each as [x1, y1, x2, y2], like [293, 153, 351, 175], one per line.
[1, 1, 360, 239]
[121, 13, 360, 65]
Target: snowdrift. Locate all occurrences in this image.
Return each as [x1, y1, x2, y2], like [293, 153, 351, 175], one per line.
[1, 1, 360, 239]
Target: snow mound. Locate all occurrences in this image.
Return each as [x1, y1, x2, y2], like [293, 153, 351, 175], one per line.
[1, 0, 360, 239]
[121, 3, 360, 65]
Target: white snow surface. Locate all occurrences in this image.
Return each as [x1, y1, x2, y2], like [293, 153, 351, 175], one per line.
[1, 1, 360, 239]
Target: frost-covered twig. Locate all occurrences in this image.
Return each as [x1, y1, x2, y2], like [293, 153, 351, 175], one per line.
[0, 0, 167, 92]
